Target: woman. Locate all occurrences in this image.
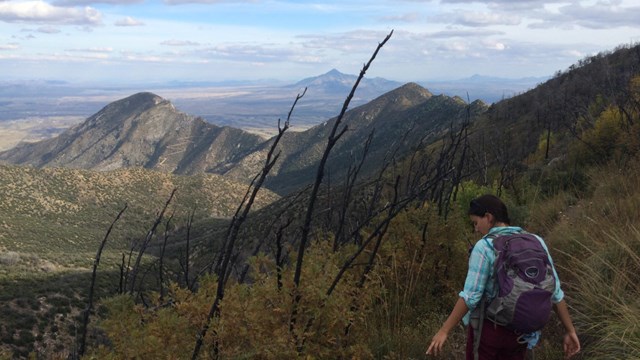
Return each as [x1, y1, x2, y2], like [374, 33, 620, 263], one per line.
[426, 194, 580, 359]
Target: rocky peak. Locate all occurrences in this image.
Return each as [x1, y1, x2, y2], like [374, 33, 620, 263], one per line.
[84, 92, 169, 128]
[362, 82, 433, 112]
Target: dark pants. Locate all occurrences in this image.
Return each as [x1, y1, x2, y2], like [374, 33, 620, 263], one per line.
[466, 321, 527, 360]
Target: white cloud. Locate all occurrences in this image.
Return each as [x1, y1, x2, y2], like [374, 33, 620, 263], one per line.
[298, 30, 393, 53]
[118, 50, 185, 62]
[483, 39, 507, 50]
[114, 16, 144, 26]
[380, 12, 420, 23]
[201, 43, 298, 62]
[439, 41, 469, 53]
[0, 42, 19, 50]
[563, 49, 584, 58]
[529, 0, 640, 29]
[54, 0, 141, 5]
[428, 29, 505, 38]
[440, 0, 551, 11]
[161, 39, 200, 46]
[66, 46, 113, 52]
[455, 11, 521, 27]
[0, 1, 102, 25]
[164, 0, 257, 5]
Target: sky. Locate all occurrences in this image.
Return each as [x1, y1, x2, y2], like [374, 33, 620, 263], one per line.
[0, 0, 639, 85]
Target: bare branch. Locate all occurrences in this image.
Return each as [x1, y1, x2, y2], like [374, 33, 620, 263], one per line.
[293, 29, 393, 289]
[290, 31, 393, 346]
[78, 203, 127, 357]
[158, 210, 175, 302]
[192, 88, 306, 360]
[129, 188, 176, 294]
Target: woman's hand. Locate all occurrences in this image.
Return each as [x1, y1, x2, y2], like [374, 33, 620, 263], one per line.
[563, 331, 580, 359]
[553, 301, 580, 359]
[427, 298, 469, 356]
[426, 329, 449, 356]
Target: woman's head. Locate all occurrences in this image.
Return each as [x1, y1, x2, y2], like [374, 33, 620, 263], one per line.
[468, 194, 510, 235]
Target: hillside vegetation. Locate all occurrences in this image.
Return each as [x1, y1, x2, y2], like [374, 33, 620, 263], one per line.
[0, 165, 277, 358]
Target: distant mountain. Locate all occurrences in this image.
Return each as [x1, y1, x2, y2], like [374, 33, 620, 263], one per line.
[0, 92, 265, 174]
[288, 69, 403, 99]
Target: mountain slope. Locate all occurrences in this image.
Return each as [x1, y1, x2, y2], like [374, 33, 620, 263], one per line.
[0, 164, 278, 259]
[466, 43, 640, 169]
[224, 82, 487, 193]
[0, 92, 264, 174]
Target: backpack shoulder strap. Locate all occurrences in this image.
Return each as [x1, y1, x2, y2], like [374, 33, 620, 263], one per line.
[482, 233, 496, 248]
[471, 298, 486, 360]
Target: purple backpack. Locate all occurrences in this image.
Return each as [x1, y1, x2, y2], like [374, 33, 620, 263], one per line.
[485, 233, 556, 333]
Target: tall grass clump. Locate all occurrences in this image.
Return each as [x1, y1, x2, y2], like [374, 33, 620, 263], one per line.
[535, 159, 640, 359]
[363, 205, 471, 359]
[564, 227, 640, 359]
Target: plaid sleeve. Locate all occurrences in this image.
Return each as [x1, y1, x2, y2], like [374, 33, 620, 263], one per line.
[549, 263, 565, 303]
[458, 239, 494, 311]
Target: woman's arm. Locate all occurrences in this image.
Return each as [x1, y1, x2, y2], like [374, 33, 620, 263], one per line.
[426, 297, 469, 356]
[553, 300, 580, 359]
[427, 237, 493, 356]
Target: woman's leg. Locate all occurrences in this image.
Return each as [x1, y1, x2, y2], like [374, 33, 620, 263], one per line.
[467, 322, 527, 360]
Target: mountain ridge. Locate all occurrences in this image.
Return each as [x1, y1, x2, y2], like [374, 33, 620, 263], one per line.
[0, 93, 265, 174]
[0, 81, 487, 194]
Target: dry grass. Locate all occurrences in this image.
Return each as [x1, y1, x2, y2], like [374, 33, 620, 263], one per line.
[529, 159, 640, 359]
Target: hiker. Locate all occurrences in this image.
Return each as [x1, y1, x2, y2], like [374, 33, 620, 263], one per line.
[426, 194, 580, 359]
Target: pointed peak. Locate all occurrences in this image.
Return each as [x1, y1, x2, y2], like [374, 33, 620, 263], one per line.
[120, 92, 165, 105]
[325, 68, 345, 76]
[388, 82, 433, 98]
[101, 92, 168, 114]
[85, 92, 172, 128]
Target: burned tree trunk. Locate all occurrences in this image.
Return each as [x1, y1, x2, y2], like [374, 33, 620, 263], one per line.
[128, 189, 176, 295]
[191, 89, 306, 360]
[78, 203, 127, 357]
[290, 30, 394, 339]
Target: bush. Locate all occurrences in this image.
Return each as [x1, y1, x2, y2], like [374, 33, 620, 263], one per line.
[0, 251, 20, 266]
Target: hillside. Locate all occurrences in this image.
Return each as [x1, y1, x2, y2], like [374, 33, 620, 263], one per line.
[468, 43, 640, 168]
[0, 93, 265, 175]
[0, 164, 278, 264]
[0, 164, 279, 357]
[289, 68, 402, 98]
[258, 83, 486, 193]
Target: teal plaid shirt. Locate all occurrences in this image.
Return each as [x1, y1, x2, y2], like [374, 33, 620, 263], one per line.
[459, 226, 565, 326]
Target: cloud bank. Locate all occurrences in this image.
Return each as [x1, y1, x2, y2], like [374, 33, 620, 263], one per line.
[0, 0, 101, 25]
